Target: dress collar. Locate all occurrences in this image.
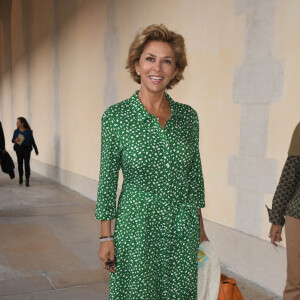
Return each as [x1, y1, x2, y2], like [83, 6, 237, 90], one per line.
[130, 89, 179, 122]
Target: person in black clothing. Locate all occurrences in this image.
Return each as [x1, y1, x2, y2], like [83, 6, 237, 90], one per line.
[0, 121, 5, 153]
[0, 121, 15, 179]
[12, 117, 39, 187]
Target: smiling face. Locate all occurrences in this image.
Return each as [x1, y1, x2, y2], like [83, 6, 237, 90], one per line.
[135, 40, 177, 94]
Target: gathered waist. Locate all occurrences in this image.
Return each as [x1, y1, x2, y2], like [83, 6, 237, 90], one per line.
[119, 182, 200, 238]
[120, 181, 190, 205]
[119, 182, 195, 206]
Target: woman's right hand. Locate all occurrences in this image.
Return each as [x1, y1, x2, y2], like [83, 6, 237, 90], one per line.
[98, 241, 116, 273]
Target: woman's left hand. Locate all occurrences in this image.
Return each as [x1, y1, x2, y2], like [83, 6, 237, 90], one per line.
[269, 223, 283, 247]
[200, 231, 209, 243]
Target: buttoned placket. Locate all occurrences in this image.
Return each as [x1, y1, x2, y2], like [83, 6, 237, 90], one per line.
[131, 90, 181, 293]
[145, 115, 173, 289]
[160, 121, 174, 290]
[159, 126, 171, 187]
[133, 89, 175, 199]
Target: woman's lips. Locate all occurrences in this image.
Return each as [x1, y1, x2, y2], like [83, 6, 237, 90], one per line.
[149, 76, 163, 84]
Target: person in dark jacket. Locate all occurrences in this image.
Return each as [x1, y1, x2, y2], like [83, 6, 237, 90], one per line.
[0, 121, 5, 153]
[12, 117, 39, 187]
[0, 152, 15, 179]
[0, 121, 15, 179]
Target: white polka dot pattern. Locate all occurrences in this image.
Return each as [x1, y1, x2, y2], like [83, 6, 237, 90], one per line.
[95, 90, 205, 299]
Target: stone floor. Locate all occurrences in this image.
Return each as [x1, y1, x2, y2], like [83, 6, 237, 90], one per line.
[0, 170, 282, 299]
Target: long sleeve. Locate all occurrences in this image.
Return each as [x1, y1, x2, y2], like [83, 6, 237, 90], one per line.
[187, 109, 205, 210]
[30, 131, 38, 154]
[12, 129, 18, 144]
[95, 108, 121, 220]
[267, 155, 300, 226]
[0, 122, 5, 150]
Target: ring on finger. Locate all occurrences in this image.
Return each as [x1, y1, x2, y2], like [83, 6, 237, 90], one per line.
[268, 233, 272, 238]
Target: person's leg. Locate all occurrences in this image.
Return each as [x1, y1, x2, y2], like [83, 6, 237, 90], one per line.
[16, 149, 24, 183]
[24, 148, 31, 186]
[283, 215, 300, 300]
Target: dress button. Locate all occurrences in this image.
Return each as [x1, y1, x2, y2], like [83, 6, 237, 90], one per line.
[166, 163, 170, 168]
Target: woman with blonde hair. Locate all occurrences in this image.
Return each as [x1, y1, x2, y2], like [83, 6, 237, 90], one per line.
[95, 24, 208, 299]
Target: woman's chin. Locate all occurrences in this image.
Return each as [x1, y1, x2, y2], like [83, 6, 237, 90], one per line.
[142, 83, 168, 93]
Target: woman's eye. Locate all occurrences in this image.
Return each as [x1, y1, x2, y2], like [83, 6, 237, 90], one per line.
[146, 57, 154, 62]
[163, 60, 172, 64]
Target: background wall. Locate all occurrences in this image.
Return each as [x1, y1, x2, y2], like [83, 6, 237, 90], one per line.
[1, 0, 299, 296]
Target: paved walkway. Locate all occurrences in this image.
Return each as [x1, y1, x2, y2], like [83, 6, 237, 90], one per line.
[0, 170, 281, 299]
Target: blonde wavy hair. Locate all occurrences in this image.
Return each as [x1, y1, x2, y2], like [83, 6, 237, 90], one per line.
[125, 24, 188, 90]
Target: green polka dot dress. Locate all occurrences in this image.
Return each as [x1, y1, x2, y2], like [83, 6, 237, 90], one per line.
[95, 90, 205, 299]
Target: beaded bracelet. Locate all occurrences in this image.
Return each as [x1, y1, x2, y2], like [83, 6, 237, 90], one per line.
[99, 235, 114, 240]
[99, 237, 114, 243]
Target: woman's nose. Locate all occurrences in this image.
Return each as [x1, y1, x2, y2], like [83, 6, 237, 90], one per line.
[152, 60, 162, 72]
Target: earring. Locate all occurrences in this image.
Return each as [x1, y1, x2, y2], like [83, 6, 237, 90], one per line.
[137, 72, 140, 76]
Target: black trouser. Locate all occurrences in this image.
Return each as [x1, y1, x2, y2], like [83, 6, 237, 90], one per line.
[15, 145, 32, 179]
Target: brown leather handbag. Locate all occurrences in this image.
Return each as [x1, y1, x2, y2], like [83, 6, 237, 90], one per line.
[218, 274, 244, 300]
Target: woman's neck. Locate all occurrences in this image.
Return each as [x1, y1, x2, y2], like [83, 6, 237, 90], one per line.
[138, 87, 166, 110]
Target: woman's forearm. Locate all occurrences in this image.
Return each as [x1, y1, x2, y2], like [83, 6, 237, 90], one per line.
[197, 208, 205, 233]
[100, 220, 112, 236]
